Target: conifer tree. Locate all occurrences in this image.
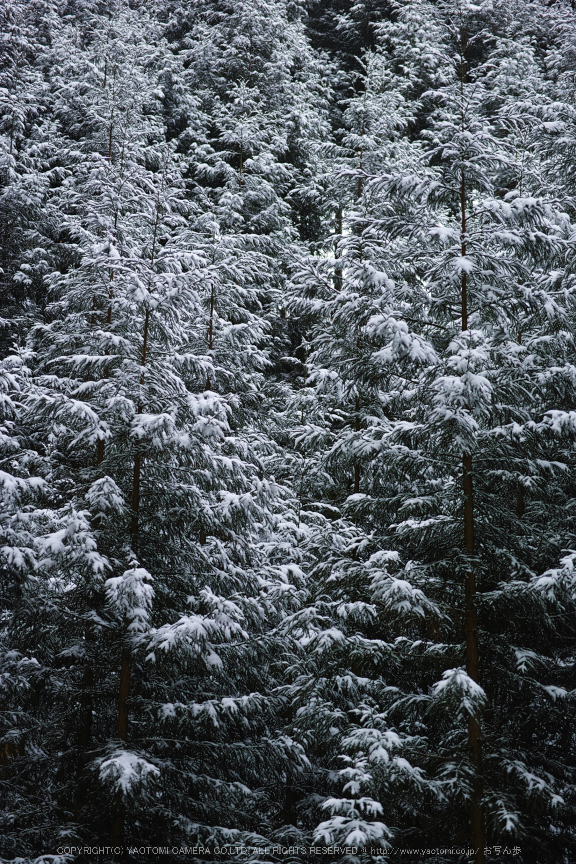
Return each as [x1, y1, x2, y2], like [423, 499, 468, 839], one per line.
[3, 1, 576, 861]
[288, 1, 576, 859]
[1, 2, 308, 857]
[0, 0, 59, 354]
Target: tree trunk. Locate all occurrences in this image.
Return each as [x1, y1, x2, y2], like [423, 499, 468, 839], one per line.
[96, 267, 113, 465]
[516, 484, 525, 518]
[0, 737, 24, 778]
[239, 126, 243, 189]
[357, 115, 365, 200]
[202, 277, 213, 541]
[110, 642, 132, 847]
[516, 332, 525, 518]
[96, 438, 105, 466]
[461, 172, 468, 332]
[73, 664, 94, 820]
[107, 72, 116, 161]
[117, 649, 131, 742]
[130, 306, 150, 545]
[354, 395, 360, 495]
[461, 151, 485, 861]
[130, 451, 141, 543]
[283, 671, 296, 825]
[206, 283, 215, 391]
[110, 305, 150, 845]
[110, 795, 127, 847]
[463, 454, 484, 859]
[334, 207, 343, 291]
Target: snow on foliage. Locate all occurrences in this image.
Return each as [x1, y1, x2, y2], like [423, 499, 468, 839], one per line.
[3, 0, 576, 859]
[96, 750, 160, 794]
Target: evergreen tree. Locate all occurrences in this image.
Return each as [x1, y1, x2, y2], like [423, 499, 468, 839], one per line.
[1, 2, 307, 858]
[3, 1, 576, 862]
[288, 1, 576, 860]
[0, 0, 59, 354]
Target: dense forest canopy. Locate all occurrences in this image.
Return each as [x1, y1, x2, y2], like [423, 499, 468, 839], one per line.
[2, 1, 576, 863]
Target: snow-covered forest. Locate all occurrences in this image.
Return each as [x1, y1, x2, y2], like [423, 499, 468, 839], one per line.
[2, 0, 576, 862]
